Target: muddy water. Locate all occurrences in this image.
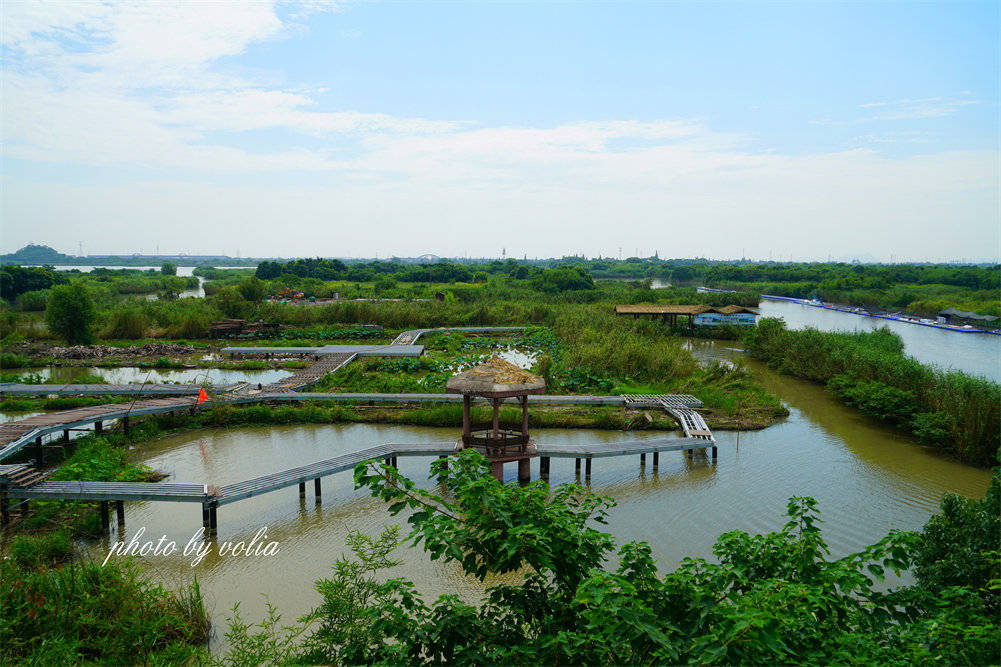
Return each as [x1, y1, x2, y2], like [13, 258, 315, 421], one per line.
[75, 348, 990, 649]
[11, 366, 292, 386]
[757, 298, 1001, 381]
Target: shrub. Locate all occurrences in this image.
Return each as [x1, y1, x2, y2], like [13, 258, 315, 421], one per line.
[913, 469, 1000, 616]
[103, 308, 149, 339]
[17, 289, 48, 311]
[45, 281, 96, 344]
[237, 277, 267, 302]
[910, 411, 952, 445]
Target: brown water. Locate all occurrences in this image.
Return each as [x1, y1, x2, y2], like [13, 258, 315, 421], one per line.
[74, 345, 991, 649]
[12, 366, 292, 386]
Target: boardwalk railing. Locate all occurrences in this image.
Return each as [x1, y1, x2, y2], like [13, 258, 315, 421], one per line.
[2, 435, 715, 533]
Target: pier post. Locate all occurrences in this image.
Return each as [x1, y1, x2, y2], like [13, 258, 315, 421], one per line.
[34, 436, 43, 466]
[21, 500, 30, 517]
[0, 494, 8, 526]
[95, 421, 103, 434]
[640, 453, 646, 466]
[391, 456, 398, 467]
[100, 501, 110, 534]
[209, 504, 218, 534]
[116, 501, 125, 529]
[63, 429, 70, 442]
[585, 457, 592, 478]
[712, 446, 718, 462]
[298, 482, 306, 499]
[314, 478, 321, 502]
[517, 458, 531, 483]
[539, 456, 550, 478]
[122, 416, 130, 434]
[491, 462, 504, 482]
[202, 503, 210, 531]
[653, 452, 659, 468]
[575, 458, 581, 475]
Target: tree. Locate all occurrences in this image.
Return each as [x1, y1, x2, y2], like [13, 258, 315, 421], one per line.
[45, 281, 96, 344]
[160, 262, 177, 275]
[221, 451, 1000, 665]
[237, 277, 267, 302]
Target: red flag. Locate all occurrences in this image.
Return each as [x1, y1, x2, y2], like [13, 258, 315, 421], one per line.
[197, 388, 208, 405]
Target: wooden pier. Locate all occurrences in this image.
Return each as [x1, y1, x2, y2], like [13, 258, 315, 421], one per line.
[0, 324, 720, 533]
[2, 435, 715, 533]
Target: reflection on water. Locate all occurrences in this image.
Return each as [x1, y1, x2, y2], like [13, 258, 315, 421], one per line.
[11, 366, 292, 386]
[757, 299, 1001, 381]
[72, 378, 989, 650]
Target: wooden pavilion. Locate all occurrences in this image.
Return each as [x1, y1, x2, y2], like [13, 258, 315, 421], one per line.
[445, 356, 546, 482]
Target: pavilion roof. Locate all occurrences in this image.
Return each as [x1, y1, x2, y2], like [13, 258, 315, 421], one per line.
[446, 355, 546, 397]
[614, 304, 711, 315]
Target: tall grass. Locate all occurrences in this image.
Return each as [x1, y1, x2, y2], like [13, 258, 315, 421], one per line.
[102, 307, 150, 339]
[0, 559, 209, 664]
[745, 318, 1000, 465]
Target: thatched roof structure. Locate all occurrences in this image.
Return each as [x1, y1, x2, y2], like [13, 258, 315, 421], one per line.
[614, 304, 710, 315]
[614, 304, 758, 316]
[713, 305, 758, 315]
[446, 355, 546, 398]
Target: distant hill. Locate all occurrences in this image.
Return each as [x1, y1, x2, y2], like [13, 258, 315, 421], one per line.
[1, 244, 73, 264]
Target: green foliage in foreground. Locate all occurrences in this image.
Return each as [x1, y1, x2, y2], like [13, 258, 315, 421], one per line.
[218, 452, 999, 665]
[0, 559, 209, 665]
[745, 318, 1000, 465]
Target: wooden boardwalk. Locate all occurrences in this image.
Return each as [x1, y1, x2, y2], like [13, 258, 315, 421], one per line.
[391, 326, 527, 345]
[2, 435, 714, 532]
[0, 390, 708, 463]
[0, 321, 718, 531]
[0, 383, 239, 396]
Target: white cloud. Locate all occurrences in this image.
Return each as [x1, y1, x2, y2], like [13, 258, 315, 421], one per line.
[0, 2, 997, 260]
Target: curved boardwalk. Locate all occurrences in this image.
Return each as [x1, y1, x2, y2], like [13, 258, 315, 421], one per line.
[0, 326, 717, 532]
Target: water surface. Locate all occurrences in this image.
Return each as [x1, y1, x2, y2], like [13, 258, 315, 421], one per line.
[73, 369, 989, 649]
[757, 298, 1000, 381]
[10, 366, 292, 386]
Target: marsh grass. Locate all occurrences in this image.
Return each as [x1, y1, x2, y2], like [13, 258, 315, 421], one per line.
[0, 559, 210, 665]
[746, 318, 1000, 465]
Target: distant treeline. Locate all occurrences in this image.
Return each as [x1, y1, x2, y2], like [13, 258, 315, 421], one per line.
[704, 262, 1000, 290]
[255, 258, 596, 292]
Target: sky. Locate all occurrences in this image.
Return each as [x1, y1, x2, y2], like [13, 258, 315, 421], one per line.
[1, 0, 998, 262]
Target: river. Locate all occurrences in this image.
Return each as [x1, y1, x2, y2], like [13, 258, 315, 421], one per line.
[72, 343, 990, 650]
[757, 298, 1001, 381]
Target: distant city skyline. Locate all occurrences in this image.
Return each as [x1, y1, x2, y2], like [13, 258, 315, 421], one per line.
[2, 1, 998, 262]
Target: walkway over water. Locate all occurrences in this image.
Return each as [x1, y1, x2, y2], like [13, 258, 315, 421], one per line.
[0, 383, 242, 396]
[0, 324, 716, 531]
[2, 434, 715, 531]
[0, 391, 705, 463]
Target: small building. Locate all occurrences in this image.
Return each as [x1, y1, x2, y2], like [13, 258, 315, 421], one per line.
[615, 304, 758, 327]
[937, 308, 999, 326]
[445, 356, 546, 482]
[698, 305, 758, 327]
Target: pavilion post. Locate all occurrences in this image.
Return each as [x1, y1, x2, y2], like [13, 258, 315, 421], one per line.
[521, 395, 529, 443]
[462, 395, 471, 444]
[492, 396, 500, 438]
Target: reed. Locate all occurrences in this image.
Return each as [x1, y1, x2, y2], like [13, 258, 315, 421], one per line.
[745, 318, 1000, 465]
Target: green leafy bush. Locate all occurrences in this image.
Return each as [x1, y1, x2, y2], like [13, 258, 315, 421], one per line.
[45, 281, 97, 344]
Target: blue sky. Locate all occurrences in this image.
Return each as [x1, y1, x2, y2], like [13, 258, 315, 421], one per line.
[1, 1, 998, 260]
